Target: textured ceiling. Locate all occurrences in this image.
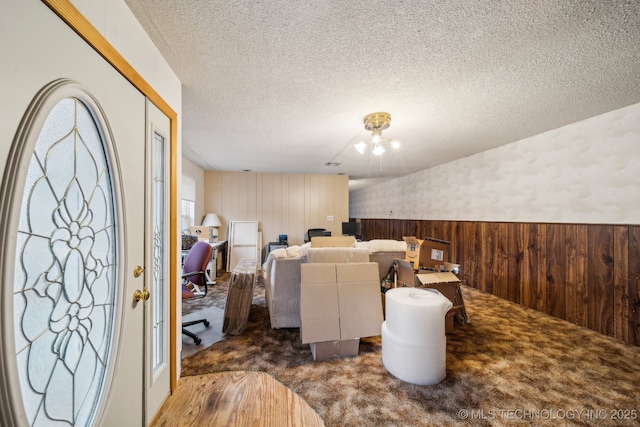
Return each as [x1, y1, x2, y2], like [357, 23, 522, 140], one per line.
[125, 0, 640, 191]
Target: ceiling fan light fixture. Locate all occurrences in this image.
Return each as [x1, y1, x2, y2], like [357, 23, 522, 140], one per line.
[371, 129, 382, 143]
[355, 112, 399, 156]
[372, 144, 385, 156]
[363, 112, 391, 133]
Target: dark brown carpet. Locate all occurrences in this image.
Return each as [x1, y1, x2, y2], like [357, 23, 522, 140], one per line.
[181, 272, 640, 426]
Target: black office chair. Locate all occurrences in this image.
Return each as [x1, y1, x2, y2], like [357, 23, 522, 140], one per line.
[306, 228, 329, 242]
[182, 241, 213, 344]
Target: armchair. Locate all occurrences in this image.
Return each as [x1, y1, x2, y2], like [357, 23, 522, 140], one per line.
[182, 241, 213, 344]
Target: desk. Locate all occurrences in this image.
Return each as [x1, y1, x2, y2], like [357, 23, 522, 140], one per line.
[207, 240, 227, 284]
[182, 240, 227, 285]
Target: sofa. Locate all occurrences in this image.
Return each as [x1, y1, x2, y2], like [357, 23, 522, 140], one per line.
[262, 239, 407, 329]
[262, 245, 305, 328]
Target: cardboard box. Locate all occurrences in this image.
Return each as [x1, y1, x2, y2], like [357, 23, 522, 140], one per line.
[300, 262, 383, 357]
[307, 247, 370, 263]
[403, 236, 450, 270]
[300, 263, 339, 344]
[395, 258, 418, 287]
[416, 272, 460, 302]
[445, 311, 455, 334]
[416, 271, 463, 334]
[301, 262, 337, 284]
[188, 225, 213, 241]
[336, 263, 384, 340]
[309, 339, 360, 361]
[310, 236, 356, 248]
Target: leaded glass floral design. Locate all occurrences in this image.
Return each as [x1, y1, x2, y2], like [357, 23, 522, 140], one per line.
[14, 97, 117, 426]
[152, 131, 166, 371]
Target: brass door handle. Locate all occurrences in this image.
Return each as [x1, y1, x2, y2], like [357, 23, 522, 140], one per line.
[133, 288, 150, 303]
[133, 265, 145, 277]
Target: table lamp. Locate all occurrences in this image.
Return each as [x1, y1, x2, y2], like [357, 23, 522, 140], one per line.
[202, 213, 222, 242]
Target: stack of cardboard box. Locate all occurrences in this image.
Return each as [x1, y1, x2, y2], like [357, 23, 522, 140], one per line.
[300, 262, 384, 361]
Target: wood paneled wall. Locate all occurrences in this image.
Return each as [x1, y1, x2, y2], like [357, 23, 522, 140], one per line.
[359, 219, 640, 346]
[205, 171, 348, 247]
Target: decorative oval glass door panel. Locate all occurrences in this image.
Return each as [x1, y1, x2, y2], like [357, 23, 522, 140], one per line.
[13, 95, 118, 426]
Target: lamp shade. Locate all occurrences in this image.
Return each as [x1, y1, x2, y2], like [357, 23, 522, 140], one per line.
[202, 213, 221, 227]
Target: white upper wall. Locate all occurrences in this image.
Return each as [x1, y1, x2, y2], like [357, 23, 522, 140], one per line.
[70, 0, 181, 111]
[350, 102, 640, 225]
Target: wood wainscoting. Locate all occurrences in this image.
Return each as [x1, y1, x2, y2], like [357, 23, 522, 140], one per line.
[358, 219, 640, 347]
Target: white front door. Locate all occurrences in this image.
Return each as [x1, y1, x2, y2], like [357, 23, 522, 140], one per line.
[0, 2, 165, 425]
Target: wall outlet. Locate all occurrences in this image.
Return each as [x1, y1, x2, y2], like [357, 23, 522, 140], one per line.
[327, 215, 334, 221]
